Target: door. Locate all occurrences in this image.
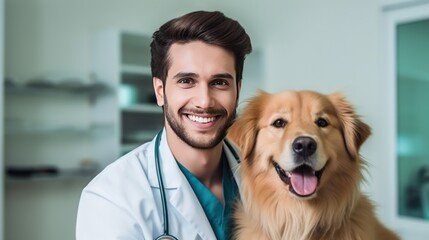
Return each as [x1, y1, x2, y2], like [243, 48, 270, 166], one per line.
[384, 2, 429, 239]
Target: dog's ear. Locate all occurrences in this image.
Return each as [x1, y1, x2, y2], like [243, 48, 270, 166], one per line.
[228, 91, 268, 160]
[328, 92, 371, 160]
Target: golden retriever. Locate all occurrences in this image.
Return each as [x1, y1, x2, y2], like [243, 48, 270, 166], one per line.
[228, 90, 399, 240]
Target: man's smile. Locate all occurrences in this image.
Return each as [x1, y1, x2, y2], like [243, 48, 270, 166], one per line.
[187, 115, 217, 123]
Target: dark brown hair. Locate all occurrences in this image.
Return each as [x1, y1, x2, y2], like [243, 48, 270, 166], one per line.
[151, 10, 252, 83]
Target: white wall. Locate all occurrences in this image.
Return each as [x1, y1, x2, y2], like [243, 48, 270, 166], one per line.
[5, 0, 422, 239]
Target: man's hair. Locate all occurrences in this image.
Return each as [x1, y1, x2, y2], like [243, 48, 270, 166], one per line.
[151, 10, 252, 83]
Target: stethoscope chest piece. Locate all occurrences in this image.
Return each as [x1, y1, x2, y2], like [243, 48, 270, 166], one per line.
[155, 234, 179, 240]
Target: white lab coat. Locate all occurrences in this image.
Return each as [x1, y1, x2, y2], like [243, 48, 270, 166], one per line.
[76, 129, 241, 240]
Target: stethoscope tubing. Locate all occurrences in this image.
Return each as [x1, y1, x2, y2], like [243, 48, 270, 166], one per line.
[154, 129, 178, 240]
[154, 128, 238, 240]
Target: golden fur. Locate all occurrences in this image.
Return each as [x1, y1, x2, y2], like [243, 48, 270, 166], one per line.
[228, 90, 399, 240]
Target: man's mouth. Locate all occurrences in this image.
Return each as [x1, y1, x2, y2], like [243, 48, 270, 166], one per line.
[272, 160, 326, 198]
[187, 114, 217, 124]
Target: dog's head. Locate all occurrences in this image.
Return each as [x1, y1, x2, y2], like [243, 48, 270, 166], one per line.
[228, 90, 371, 200]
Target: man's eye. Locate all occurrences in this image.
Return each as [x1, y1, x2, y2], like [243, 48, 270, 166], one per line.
[178, 78, 193, 84]
[212, 79, 228, 86]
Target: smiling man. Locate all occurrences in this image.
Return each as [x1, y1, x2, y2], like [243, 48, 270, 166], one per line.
[76, 11, 252, 240]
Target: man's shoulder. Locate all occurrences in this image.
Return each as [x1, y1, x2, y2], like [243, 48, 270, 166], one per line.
[83, 141, 154, 197]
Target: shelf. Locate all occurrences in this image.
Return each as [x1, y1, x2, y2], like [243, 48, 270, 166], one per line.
[121, 64, 151, 75]
[121, 32, 152, 67]
[5, 167, 99, 183]
[122, 130, 158, 142]
[121, 139, 155, 156]
[5, 123, 114, 136]
[5, 82, 113, 97]
[92, 30, 159, 157]
[121, 143, 141, 155]
[121, 103, 162, 114]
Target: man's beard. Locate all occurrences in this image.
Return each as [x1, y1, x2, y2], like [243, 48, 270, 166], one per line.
[163, 97, 236, 149]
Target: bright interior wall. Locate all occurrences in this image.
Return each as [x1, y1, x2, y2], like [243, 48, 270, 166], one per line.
[5, 0, 394, 239]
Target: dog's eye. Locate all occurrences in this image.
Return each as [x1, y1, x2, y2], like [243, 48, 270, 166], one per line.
[272, 118, 287, 128]
[315, 118, 329, 128]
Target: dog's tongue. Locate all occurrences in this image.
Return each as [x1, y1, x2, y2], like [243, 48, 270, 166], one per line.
[290, 166, 318, 196]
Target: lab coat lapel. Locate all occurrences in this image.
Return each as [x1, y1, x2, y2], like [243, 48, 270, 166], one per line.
[224, 139, 241, 186]
[149, 131, 242, 189]
[169, 177, 217, 240]
[168, 139, 241, 240]
[148, 129, 216, 240]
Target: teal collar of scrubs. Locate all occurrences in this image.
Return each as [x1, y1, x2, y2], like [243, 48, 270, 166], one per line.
[177, 152, 238, 240]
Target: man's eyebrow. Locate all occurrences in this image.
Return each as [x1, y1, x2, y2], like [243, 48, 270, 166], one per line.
[173, 72, 234, 80]
[173, 72, 198, 79]
[212, 73, 234, 80]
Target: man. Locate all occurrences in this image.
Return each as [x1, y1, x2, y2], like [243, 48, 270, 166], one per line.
[76, 10, 252, 240]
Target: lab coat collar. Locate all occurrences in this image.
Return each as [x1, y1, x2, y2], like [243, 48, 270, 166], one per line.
[223, 138, 241, 185]
[147, 129, 242, 240]
[147, 129, 242, 189]
[148, 129, 214, 239]
[147, 128, 181, 189]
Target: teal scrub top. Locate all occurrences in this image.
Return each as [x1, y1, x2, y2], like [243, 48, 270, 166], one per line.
[177, 152, 238, 240]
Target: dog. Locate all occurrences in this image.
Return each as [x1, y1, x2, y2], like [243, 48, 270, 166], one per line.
[228, 90, 400, 240]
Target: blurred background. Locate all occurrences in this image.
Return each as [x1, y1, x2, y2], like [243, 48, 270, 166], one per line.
[1, 0, 429, 239]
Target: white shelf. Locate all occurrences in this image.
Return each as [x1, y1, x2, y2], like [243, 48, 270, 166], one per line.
[93, 30, 162, 157]
[121, 103, 162, 114]
[4, 123, 114, 136]
[4, 67, 118, 183]
[5, 83, 113, 97]
[121, 64, 151, 75]
[5, 167, 99, 183]
[123, 130, 157, 141]
[121, 143, 140, 154]
[121, 129, 158, 154]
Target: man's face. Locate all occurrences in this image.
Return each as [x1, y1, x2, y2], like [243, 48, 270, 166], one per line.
[154, 41, 240, 149]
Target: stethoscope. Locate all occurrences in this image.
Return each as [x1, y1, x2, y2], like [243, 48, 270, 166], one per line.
[154, 129, 240, 240]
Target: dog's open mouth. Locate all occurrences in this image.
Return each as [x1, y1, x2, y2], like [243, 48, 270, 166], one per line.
[272, 161, 325, 198]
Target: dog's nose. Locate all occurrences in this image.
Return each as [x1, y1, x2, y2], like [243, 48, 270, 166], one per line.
[292, 136, 317, 158]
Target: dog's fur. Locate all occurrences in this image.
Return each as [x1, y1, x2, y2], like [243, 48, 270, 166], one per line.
[228, 90, 399, 240]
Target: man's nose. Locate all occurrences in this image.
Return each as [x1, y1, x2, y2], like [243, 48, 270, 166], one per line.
[194, 85, 215, 109]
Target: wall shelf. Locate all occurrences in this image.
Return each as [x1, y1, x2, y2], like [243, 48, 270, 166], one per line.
[4, 123, 114, 136]
[121, 64, 151, 75]
[5, 167, 99, 183]
[4, 72, 118, 186]
[5, 82, 113, 97]
[92, 30, 163, 156]
[121, 103, 162, 114]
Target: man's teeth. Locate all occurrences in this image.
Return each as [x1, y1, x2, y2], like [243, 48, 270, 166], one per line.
[188, 115, 216, 123]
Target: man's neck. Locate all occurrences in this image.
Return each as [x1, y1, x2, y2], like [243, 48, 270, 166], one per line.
[165, 128, 224, 189]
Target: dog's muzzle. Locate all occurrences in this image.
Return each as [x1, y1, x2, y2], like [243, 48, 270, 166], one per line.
[272, 161, 325, 198]
[272, 136, 326, 198]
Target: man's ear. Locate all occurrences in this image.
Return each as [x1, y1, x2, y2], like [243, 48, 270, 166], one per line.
[153, 77, 164, 107]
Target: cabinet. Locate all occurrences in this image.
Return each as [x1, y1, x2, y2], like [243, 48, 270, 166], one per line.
[91, 30, 163, 156]
[4, 81, 117, 181]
